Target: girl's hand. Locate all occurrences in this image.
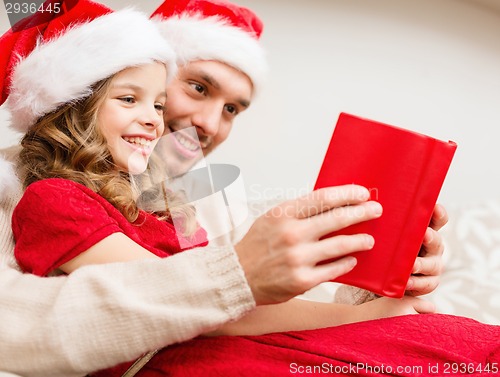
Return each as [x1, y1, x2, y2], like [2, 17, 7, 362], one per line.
[353, 296, 436, 322]
[406, 204, 448, 296]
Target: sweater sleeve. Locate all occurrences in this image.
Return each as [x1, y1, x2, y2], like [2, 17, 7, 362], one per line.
[0, 244, 255, 377]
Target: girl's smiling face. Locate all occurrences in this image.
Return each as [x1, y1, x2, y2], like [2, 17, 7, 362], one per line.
[98, 62, 167, 174]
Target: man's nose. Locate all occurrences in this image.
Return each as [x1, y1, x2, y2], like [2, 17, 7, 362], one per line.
[193, 104, 222, 137]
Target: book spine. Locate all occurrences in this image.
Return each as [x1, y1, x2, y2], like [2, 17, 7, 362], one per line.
[380, 139, 456, 297]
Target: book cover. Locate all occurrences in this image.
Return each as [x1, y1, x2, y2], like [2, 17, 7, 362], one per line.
[314, 113, 457, 298]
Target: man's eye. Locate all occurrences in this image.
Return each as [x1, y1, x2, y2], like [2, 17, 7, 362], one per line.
[225, 104, 237, 115]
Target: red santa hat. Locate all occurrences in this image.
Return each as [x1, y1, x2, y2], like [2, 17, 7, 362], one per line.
[0, 0, 177, 133]
[151, 0, 267, 93]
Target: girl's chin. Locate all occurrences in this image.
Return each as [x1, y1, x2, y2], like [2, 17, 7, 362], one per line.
[119, 155, 150, 175]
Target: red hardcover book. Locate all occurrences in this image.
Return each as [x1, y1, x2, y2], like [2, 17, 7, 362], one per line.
[314, 113, 457, 298]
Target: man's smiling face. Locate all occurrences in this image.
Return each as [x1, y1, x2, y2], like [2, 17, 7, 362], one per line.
[159, 60, 253, 177]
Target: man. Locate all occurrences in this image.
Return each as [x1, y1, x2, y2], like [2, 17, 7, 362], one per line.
[150, 0, 447, 300]
[0, 0, 446, 376]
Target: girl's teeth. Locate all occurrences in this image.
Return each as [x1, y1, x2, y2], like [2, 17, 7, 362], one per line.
[124, 137, 152, 147]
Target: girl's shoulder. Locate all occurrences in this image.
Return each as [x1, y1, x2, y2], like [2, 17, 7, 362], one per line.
[26, 178, 93, 195]
[20, 178, 112, 212]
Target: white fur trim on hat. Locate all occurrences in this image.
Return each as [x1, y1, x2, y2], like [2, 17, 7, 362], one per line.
[8, 9, 177, 133]
[153, 14, 267, 93]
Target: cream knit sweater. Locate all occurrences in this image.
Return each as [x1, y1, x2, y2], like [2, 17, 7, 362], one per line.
[0, 146, 255, 377]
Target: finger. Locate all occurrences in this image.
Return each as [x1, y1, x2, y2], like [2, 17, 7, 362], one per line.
[406, 275, 441, 296]
[404, 296, 436, 313]
[306, 201, 383, 239]
[429, 203, 449, 231]
[308, 233, 375, 265]
[278, 185, 370, 220]
[310, 256, 358, 285]
[419, 228, 444, 257]
[413, 252, 443, 275]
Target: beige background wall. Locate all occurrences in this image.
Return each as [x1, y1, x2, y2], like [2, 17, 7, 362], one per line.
[1, 0, 500, 205]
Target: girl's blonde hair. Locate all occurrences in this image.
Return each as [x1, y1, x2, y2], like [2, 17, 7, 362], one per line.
[19, 75, 198, 236]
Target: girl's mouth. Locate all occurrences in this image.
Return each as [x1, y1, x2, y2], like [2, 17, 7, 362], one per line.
[122, 136, 155, 156]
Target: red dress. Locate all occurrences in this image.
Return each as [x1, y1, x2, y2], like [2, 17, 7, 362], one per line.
[13, 178, 207, 277]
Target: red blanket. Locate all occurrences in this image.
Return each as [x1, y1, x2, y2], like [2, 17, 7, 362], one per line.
[136, 314, 499, 377]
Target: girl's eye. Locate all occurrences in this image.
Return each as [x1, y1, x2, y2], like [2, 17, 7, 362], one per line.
[190, 82, 205, 95]
[155, 104, 165, 112]
[119, 96, 135, 104]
